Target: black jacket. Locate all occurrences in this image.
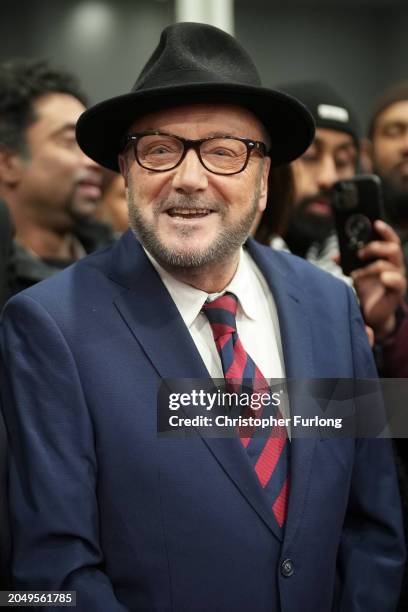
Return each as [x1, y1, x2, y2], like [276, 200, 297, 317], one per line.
[11, 219, 115, 294]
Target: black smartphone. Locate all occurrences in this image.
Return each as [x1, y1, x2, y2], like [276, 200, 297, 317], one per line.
[333, 174, 385, 276]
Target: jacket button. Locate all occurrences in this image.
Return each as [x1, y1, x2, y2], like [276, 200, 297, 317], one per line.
[281, 558, 294, 577]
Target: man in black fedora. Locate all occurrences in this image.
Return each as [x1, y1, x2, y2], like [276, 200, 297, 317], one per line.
[0, 22, 404, 611]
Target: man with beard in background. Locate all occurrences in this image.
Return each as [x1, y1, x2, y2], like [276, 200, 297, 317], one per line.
[0, 59, 113, 293]
[256, 81, 406, 341]
[268, 81, 361, 280]
[364, 82, 408, 274]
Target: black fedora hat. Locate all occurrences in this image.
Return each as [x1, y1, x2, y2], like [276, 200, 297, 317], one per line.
[76, 22, 315, 171]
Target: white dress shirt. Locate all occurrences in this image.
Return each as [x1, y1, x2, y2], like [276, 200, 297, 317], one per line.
[145, 247, 286, 380]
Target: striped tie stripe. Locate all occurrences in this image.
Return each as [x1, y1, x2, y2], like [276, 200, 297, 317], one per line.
[203, 292, 289, 528]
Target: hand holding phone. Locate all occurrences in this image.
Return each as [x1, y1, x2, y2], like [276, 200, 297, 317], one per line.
[333, 174, 385, 276]
[351, 219, 407, 339]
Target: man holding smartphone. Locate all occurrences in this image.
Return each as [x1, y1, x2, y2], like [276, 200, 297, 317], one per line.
[256, 80, 406, 344]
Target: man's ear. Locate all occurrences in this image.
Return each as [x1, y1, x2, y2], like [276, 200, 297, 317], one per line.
[0, 147, 25, 186]
[118, 154, 129, 187]
[360, 138, 374, 173]
[258, 157, 271, 214]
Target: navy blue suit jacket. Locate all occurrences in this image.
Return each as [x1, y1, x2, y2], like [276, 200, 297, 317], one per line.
[0, 232, 405, 611]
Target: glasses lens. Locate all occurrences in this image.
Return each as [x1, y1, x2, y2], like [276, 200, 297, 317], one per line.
[136, 135, 183, 170]
[200, 138, 248, 174]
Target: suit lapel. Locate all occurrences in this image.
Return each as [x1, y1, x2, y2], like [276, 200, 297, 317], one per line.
[247, 240, 318, 548]
[110, 234, 209, 381]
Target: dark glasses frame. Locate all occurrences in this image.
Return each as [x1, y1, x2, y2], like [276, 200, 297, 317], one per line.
[123, 131, 269, 175]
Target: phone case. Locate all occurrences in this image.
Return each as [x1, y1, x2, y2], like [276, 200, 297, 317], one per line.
[333, 174, 385, 276]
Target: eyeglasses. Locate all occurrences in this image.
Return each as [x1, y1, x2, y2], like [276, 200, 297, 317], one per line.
[123, 131, 269, 175]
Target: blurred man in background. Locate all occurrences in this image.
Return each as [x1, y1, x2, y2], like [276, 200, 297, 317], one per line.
[271, 82, 360, 276]
[0, 59, 113, 293]
[256, 80, 406, 345]
[364, 82, 408, 271]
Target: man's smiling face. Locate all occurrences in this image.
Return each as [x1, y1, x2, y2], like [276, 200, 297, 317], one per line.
[119, 103, 270, 271]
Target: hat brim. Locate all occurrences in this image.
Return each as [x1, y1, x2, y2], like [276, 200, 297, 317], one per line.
[76, 82, 315, 171]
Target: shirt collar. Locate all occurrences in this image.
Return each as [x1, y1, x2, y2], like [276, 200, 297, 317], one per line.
[207, 249, 257, 321]
[144, 247, 258, 328]
[143, 248, 208, 328]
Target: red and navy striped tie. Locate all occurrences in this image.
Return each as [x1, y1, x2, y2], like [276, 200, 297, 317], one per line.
[203, 291, 289, 528]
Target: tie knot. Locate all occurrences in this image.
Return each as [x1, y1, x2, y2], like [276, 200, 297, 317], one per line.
[202, 292, 238, 340]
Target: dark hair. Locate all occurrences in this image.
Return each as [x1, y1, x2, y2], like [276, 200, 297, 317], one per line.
[254, 164, 295, 244]
[367, 81, 408, 140]
[0, 59, 88, 155]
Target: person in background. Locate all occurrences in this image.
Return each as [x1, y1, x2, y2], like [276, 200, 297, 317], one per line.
[363, 81, 408, 273]
[256, 80, 407, 346]
[0, 59, 114, 293]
